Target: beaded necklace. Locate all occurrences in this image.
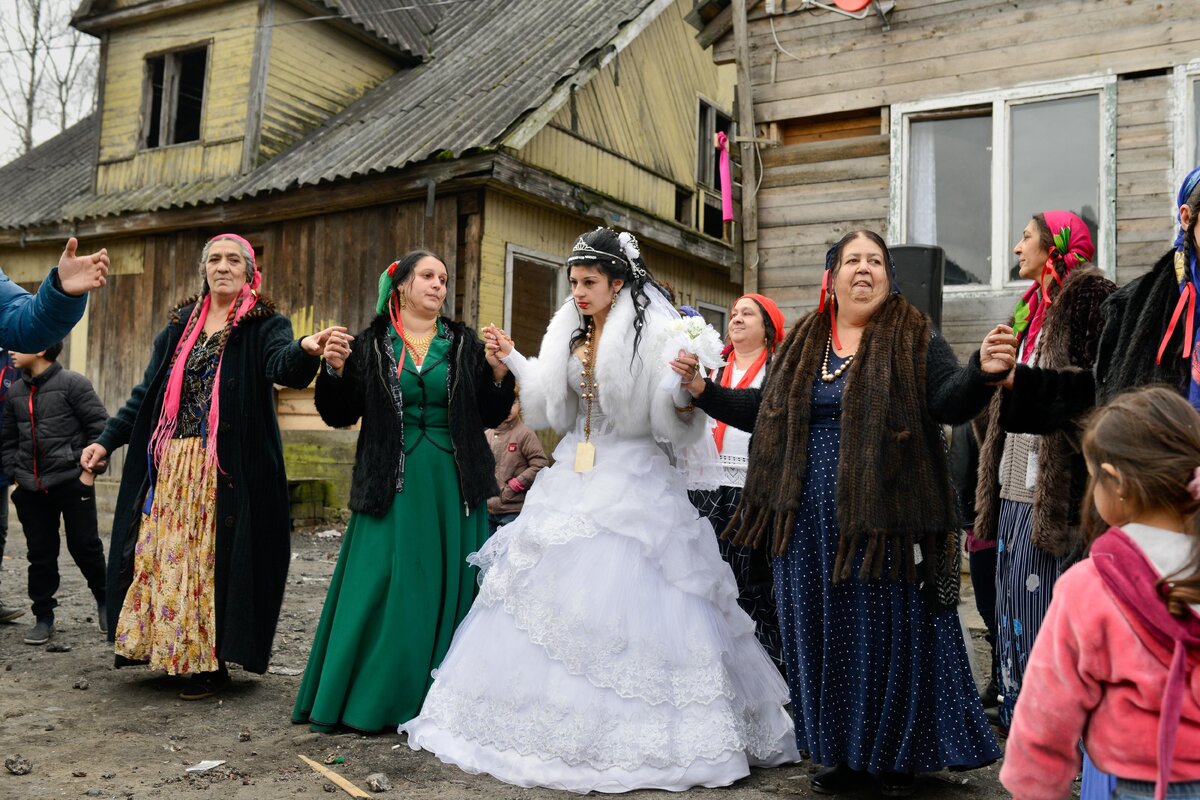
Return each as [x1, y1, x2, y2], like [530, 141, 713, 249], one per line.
[574, 324, 598, 472]
[820, 333, 855, 382]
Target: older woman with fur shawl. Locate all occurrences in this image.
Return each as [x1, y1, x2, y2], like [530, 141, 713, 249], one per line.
[402, 227, 799, 793]
[675, 230, 1009, 795]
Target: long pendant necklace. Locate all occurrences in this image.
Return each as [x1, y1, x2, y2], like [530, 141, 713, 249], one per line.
[821, 333, 855, 382]
[574, 325, 599, 472]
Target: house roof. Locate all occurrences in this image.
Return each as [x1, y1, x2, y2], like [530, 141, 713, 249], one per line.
[0, 0, 666, 232]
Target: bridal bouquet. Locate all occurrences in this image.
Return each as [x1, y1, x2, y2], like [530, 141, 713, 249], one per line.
[659, 316, 726, 373]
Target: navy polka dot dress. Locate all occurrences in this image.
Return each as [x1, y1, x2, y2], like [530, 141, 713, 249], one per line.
[773, 354, 1002, 774]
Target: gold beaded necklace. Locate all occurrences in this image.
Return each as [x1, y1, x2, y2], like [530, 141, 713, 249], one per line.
[820, 333, 855, 382]
[401, 325, 436, 364]
[574, 324, 599, 472]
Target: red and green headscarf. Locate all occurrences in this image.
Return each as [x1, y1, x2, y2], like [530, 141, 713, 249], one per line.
[1011, 210, 1094, 363]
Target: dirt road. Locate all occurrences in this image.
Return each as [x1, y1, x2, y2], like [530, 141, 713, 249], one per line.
[0, 527, 1009, 800]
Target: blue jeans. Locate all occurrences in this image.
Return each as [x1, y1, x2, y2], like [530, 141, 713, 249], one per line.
[1114, 780, 1200, 800]
[488, 512, 519, 537]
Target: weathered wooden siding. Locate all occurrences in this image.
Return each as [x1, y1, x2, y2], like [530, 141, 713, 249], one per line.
[716, 0, 1200, 123]
[1116, 73, 1176, 285]
[718, 0, 1193, 356]
[96, 1, 259, 194]
[755, 135, 889, 321]
[520, 0, 735, 221]
[481, 188, 741, 340]
[258, 3, 397, 163]
[84, 196, 462, 470]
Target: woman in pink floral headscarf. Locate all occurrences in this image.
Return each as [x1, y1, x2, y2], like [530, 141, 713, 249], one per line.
[972, 211, 1115, 731]
[82, 234, 342, 699]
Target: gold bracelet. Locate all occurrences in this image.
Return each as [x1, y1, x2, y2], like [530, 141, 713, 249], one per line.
[673, 401, 695, 414]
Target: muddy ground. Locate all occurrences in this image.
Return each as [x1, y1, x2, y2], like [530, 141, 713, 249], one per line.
[0, 526, 1013, 800]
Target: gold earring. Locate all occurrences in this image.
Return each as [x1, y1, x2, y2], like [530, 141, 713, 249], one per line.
[399, 293, 407, 310]
[611, 294, 617, 309]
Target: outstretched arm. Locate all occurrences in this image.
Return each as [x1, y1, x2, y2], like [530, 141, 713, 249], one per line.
[0, 238, 109, 352]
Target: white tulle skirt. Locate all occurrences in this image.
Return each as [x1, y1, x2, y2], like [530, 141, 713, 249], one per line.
[401, 427, 799, 793]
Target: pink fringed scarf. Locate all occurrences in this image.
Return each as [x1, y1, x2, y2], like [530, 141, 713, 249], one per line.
[147, 234, 262, 476]
[1091, 528, 1200, 800]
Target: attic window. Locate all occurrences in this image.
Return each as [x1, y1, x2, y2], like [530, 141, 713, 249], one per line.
[142, 46, 208, 149]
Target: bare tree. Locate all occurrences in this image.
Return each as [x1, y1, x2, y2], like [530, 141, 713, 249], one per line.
[0, 0, 97, 160]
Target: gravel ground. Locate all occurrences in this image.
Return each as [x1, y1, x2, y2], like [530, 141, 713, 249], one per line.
[0, 526, 1013, 800]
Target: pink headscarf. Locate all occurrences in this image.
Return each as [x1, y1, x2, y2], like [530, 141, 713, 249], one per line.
[1012, 210, 1094, 363]
[148, 234, 262, 475]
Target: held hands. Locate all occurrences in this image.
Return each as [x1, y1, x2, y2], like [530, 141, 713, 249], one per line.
[57, 237, 110, 296]
[669, 350, 706, 398]
[301, 325, 348, 357]
[979, 324, 1018, 388]
[483, 324, 512, 381]
[322, 328, 356, 376]
[80, 442, 108, 474]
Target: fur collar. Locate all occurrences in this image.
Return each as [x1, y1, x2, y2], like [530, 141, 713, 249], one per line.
[169, 293, 278, 325]
[529, 289, 643, 436]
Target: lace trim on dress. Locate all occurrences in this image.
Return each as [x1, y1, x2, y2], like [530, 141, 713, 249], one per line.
[415, 679, 792, 771]
[471, 509, 752, 707]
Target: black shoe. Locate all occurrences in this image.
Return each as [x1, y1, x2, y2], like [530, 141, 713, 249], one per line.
[96, 602, 107, 634]
[24, 618, 53, 645]
[881, 772, 915, 797]
[980, 679, 999, 708]
[178, 665, 230, 701]
[0, 603, 24, 623]
[811, 764, 870, 795]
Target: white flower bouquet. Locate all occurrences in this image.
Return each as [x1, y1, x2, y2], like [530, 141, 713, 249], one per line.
[659, 316, 726, 373]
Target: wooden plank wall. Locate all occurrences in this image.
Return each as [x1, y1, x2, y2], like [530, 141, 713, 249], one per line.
[96, 0, 261, 194]
[520, 0, 735, 224]
[1116, 73, 1175, 286]
[754, 135, 889, 321]
[480, 188, 741, 336]
[715, 0, 1199, 123]
[711, 0, 1194, 355]
[259, 4, 397, 163]
[86, 195, 461, 467]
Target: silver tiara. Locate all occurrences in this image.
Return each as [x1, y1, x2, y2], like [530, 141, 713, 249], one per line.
[566, 230, 647, 279]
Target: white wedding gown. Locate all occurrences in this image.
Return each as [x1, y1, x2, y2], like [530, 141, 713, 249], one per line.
[401, 357, 798, 793]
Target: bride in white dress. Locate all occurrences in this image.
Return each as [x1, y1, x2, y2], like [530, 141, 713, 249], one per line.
[401, 228, 798, 793]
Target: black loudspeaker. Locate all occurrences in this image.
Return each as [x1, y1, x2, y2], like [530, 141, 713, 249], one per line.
[890, 244, 945, 329]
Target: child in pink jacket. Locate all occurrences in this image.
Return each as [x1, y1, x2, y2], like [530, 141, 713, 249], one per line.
[1001, 386, 1200, 800]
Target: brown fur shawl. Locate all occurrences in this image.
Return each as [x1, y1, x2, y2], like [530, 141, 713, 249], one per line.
[973, 266, 1115, 558]
[728, 294, 958, 586]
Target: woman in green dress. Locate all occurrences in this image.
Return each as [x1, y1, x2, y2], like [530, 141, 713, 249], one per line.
[292, 250, 515, 733]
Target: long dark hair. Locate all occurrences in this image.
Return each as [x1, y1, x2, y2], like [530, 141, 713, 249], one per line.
[1082, 386, 1200, 617]
[566, 228, 659, 363]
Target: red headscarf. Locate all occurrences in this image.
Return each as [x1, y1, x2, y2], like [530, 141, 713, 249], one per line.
[712, 294, 785, 453]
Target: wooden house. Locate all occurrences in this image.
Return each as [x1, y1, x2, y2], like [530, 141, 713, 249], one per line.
[695, 0, 1200, 354]
[0, 0, 740, 516]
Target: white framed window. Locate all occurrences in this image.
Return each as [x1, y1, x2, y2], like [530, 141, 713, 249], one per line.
[504, 244, 567, 354]
[1172, 60, 1200, 191]
[889, 76, 1116, 291]
[694, 301, 728, 335]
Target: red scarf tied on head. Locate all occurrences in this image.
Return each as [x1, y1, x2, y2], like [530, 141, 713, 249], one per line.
[148, 233, 262, 477]
[712, 293, 785, 454]
[1011, 210, 1094, 363]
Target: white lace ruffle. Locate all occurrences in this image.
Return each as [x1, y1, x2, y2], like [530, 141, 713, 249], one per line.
[475, 511, 749, 706]
[412, 677, 794, 772]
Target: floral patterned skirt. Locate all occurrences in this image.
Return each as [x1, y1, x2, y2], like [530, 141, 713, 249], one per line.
[114, 437, 218, 675]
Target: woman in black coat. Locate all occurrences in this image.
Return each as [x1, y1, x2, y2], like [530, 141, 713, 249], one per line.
[81, 234, 334, 698]
[291, 250, 515, 734]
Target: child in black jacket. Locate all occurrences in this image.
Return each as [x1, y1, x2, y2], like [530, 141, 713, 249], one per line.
[1, 341, 108, 645]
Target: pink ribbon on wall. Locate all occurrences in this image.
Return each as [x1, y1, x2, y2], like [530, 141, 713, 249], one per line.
[717, 131, 734, 223]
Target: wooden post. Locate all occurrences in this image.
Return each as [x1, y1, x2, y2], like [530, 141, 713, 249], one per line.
[459, 210, 482, 329]
[733, 0, 758, 293]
